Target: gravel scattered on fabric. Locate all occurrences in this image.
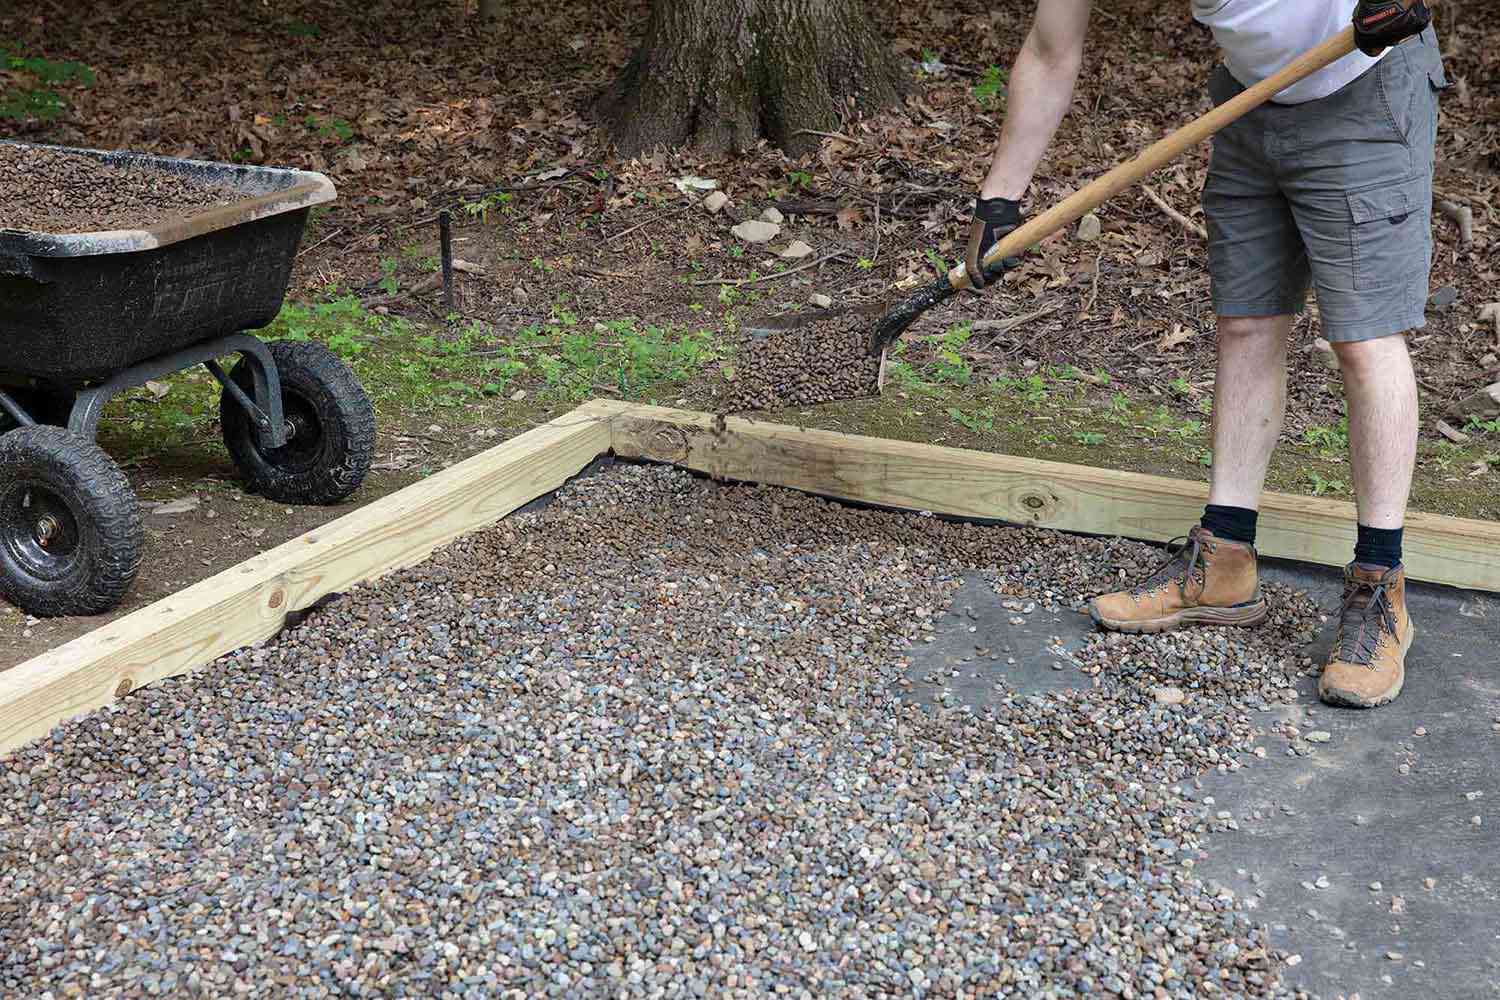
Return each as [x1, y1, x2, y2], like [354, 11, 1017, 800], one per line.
[719, 310, 882, 412]
[0, 465, 1323, 998]
[1, 144, 237, 234]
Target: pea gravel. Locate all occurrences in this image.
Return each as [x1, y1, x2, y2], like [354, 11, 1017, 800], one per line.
[719, 311, 882, 412]
[0, 465, 1325, 998]
[1, 143, 237, 235]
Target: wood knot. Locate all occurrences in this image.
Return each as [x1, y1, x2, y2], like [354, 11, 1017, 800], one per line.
[648, 425, 690, 463]
[1014, 488, 1062, 523]
[268, 588, 285, 610]
[114, 677, 133, 699]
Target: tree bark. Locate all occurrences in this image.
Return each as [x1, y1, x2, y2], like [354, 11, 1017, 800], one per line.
[598, 0, 906, 157]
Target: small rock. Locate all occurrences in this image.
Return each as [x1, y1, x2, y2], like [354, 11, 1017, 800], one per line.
[1306, 730, 1332, 744]
[1312, 338, 1340, 372]
[1427, 285, 1460, 311]
[1391, 896, 1406, 913]
[1153, 686, 1187, 705]
[1354, 815, 1368, 826]
[809, 293, 833, 309]
[1463, 791, 1483, 801]
[1435, 419, 1470, 444]
[510, 389, 527, 402]
[1387, 951, 1403, 961]
[1076, 213, 1102, 242]
[1314, 875, 1330, 889]
[760, 206, 785, 225]
[1423, 877, 1436, 890]
[1449, 382, 1500, 422]
[779, 240, 815, 260]
[1368, 881, 1382, 891]
[1285, 954, 1302, 967]
[701, 191, 729, 214]
[731, 219, 780, 244]
[1472, 815, 1483, 827]
[1414, 726, 1427, 737]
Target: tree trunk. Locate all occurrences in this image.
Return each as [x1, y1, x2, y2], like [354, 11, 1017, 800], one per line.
[598, 0, 906, 157]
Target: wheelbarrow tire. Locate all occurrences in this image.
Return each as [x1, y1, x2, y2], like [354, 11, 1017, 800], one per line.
[220, 340, 375, 505]
[0, 426, 143, 617]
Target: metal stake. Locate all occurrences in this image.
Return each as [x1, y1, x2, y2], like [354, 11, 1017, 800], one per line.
[439, 210, 455, 311]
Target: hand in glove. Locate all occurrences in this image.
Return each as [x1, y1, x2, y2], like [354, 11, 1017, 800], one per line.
[965, 196, 1024, 290]
[1352, 0, 1432, 57]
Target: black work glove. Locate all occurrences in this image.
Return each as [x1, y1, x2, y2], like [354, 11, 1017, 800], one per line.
[965, 196, 1023, 290]
[1352, 0, 1432, 57]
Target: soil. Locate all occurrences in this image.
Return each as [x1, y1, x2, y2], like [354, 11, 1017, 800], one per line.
[0, 144, 236, 234]
[718, 310, 884, 413]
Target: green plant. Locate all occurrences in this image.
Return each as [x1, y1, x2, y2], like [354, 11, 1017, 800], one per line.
[1168, 376, 1192, 396]
[948, 406, 994, 433]
[1074, 431, 1107, 446]
[1307, 471, 1347, 496]
[286, 20, 321, 37]
[857, 258, 875, 270]
[1464, 416, 1500, 435]
[973, 65, 1007, 106]
[377, 257, 399, 296]
[1302, 418, 1349, 458]
[788, 170, 813, 189]
[304, 114, 354, 142]
[460, 190, 513, 224]
[0, 42, 94, 122]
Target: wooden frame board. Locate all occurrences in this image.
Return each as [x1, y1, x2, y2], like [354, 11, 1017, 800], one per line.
[0, 404, 613, 754]
[590, 400, 1500, 594]
[5, 397, 1497, 755]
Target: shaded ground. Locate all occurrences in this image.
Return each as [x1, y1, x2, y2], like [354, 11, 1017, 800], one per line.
[909, 561, 1500, 1000]
[2, 0, 1497, 656]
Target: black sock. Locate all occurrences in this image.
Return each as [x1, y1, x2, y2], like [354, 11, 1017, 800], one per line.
[1200, 504, 1258, 545]
[1354, 524, 1403, 568]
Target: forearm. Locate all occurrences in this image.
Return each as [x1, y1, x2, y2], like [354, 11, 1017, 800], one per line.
[980, 17, 1088, 200]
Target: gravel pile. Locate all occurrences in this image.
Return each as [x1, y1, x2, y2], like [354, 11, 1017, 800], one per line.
[719, 311, 882, 412]
[1, 144, 237, 234]
[0, 465, 1321, 998]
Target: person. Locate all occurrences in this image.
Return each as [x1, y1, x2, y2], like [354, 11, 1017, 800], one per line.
[969, 1, 1444, 708]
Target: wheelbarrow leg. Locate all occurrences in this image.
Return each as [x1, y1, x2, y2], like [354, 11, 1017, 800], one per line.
[64, 332, 288, 449]
[0, 389, 36, 428]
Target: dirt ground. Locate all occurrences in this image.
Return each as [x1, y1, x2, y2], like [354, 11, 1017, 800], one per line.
[3, 0, 1497, 664]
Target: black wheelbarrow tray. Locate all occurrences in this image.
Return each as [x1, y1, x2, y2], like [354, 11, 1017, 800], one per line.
[0, 141, 375, 618]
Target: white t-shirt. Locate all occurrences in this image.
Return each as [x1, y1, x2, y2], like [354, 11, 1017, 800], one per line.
[1191, 0, 1385, 103]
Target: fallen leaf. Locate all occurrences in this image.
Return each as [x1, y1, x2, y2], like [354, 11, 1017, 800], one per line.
[835, 204, 864, 231]
[1157, 323, 1194, 352]
[149, 497, 199, 516]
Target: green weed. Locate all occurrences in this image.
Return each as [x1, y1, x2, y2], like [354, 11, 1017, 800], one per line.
[0, 42, 93, 122]
[973, 66, 1007, 106]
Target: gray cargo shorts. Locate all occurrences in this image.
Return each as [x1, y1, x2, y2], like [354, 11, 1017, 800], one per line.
[1202, 26, 1448, 342]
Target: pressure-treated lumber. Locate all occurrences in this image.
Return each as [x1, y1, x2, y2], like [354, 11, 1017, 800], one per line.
[0, 405, 613, 755]
[592, 400, 1500, 595]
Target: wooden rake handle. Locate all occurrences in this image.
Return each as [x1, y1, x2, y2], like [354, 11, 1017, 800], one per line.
[952, 25, 1359, 292]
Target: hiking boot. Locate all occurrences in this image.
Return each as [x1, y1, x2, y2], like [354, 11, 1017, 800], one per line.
[1319, 563, 1414, 709]
[1088, 526, 1268, 634]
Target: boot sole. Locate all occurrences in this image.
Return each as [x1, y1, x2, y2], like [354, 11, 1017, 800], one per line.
[1088, 599, 1269, 635]
[1319, 622, 1416, 709]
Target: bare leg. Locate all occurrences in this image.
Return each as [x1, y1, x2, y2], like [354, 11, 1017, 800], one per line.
[1208, 314, 1294, 509]
[1331, 335, 1418, 529]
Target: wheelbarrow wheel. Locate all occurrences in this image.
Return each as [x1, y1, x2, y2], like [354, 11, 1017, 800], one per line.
[0, 426, 143, 617]
[220, 340, 375, 505]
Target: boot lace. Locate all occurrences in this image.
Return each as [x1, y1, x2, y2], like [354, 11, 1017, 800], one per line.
[1131, 535, 1207, 599]
[1335, 575, 1397, 667]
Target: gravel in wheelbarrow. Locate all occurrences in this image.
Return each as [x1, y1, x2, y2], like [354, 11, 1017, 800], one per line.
[1, 143, 239, 235]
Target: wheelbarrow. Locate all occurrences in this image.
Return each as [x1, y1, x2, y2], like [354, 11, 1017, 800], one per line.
[0, 141, 375, 618]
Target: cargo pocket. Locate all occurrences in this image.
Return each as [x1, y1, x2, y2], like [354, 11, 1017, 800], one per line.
[1348, 175, 1430, 291]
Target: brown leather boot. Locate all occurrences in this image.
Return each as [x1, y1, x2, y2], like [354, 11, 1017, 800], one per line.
[1319, 563, 1415, 709]
[1088, 526, 1268, 633]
